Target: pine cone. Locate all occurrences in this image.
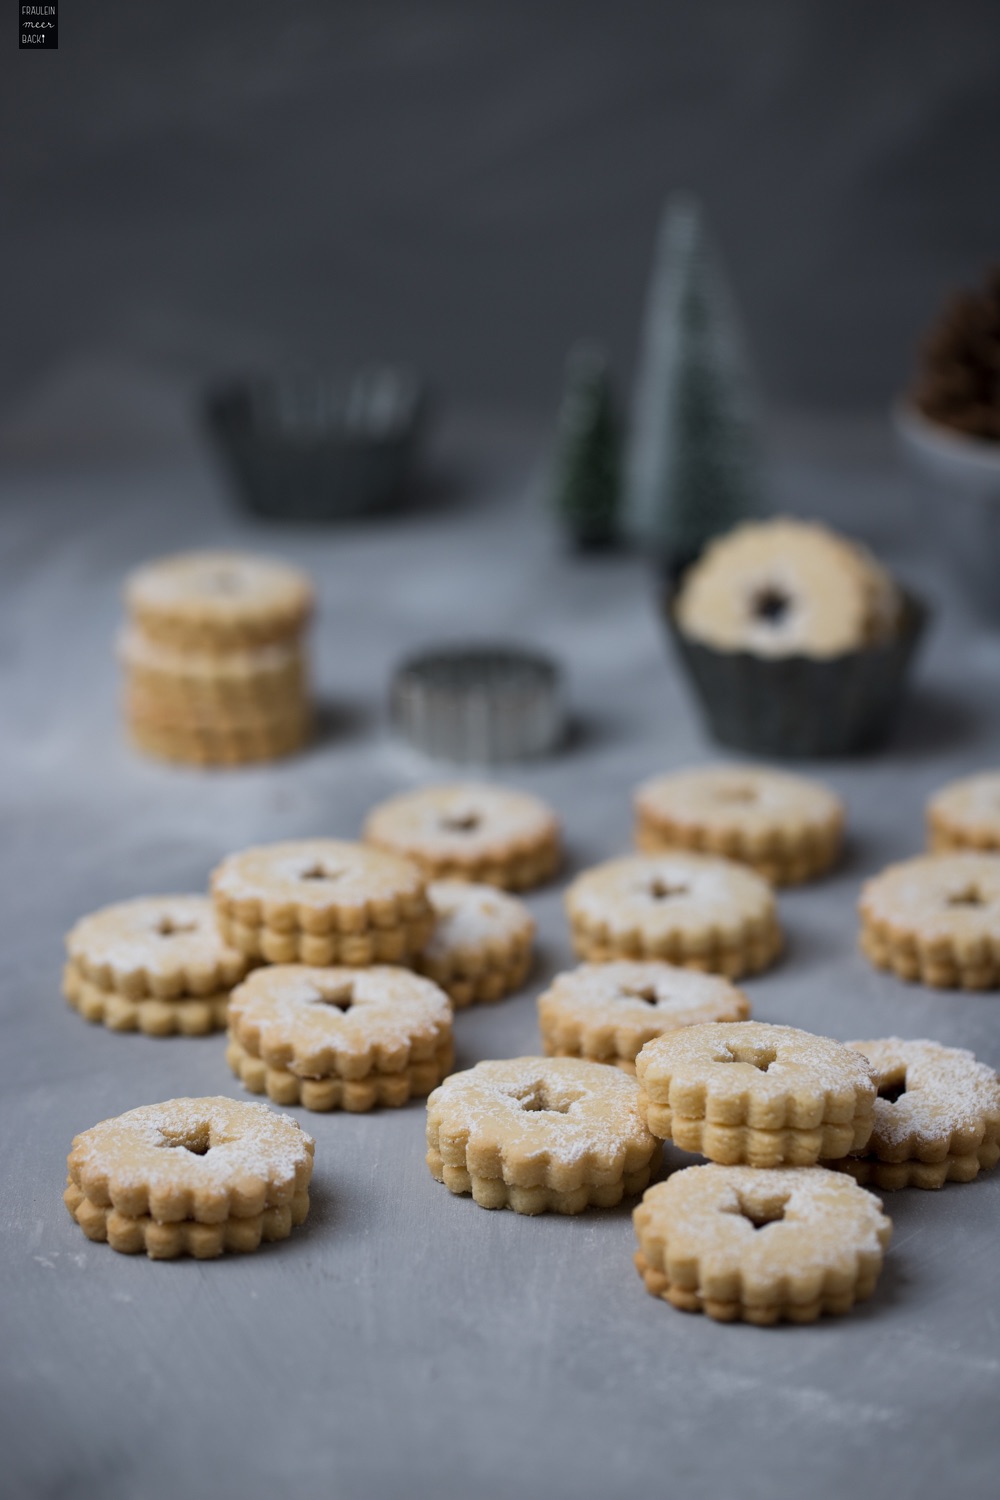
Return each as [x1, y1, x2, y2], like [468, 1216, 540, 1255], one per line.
[911, 267, 1000, 441]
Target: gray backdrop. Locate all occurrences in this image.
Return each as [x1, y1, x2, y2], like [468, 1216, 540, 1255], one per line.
[3, 0, 1000, 422]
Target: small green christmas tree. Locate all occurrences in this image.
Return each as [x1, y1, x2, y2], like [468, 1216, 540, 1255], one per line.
[624, 194, 763, 569]
[550, 342, 622, 549]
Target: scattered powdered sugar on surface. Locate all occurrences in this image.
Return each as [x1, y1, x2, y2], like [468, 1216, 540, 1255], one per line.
[847, 1038, 1000, 1150]
[72, 1097, 313, 1191]
[430, 1056, 651, 1162]
[230, 965, 450, 1050]
[423, 882, 532, 960]
[213, 841, 425, 908]
[365, 784, 557, 856]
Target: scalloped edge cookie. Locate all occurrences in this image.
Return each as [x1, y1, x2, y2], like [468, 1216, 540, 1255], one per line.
[825, 1037, 1000, 1189]
[65, 895, 250, 1000]
[63, 962, 230, 1036]
[634, 765, 843, 885]
[635, 1021, 876, 1166]
[66, 1097, 314, 1225]
[64, 1180, 310, 1259]
[364, 784, 561, 891]
[226, 964, 454, 1111]
[859, 853, 1000, 989]
[565, 853, 782, 979]
[633, 1163, 891, 1324]
[416, 881, 534, 1007]
[125, 551, 314, 653]
[537, 961, 750, 1071]
[425, 1056, 658, 1214]
[212, 841, 433, 966]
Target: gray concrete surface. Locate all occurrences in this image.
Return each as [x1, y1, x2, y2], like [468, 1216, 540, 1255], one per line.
[1, 399, 1000, 1499]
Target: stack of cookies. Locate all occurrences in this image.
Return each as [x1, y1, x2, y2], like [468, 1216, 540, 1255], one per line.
[64, 1097, 315, 1259]
[121, 550, 314, 766]
[210, 839, 435, 967]
[425, 1055, 659, 1214]
[631, 1020, 892, 1324]
[226, 965, 455, 1113]
[633, 765, 844, 886]
[363, 783, 562, 891]
[63, 896, 251, 1036]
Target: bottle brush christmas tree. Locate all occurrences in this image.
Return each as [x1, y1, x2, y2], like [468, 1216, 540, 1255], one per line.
[624, 193, 764, 570]
[550, 342, 622, 549]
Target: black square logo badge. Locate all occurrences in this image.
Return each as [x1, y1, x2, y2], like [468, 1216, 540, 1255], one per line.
[20, 1, 58, 47]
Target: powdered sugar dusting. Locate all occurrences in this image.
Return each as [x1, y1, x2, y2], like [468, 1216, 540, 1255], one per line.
[66, 896, 246, 989]
[567, 854, 775, 935]
[69, 1096, 313, 1195]
[127, 551, 312, 622]
[542, 961, 747, 1024]
[423, 881, 533, 962]
[930, 772, 1000, 842]
[636, 765, 842, 837]
[365, 783, 558, 858]
[428, 1056, 654, 1166]
[638, 1163, 890, 1276]
[213, 840, 426, 910]
[637, 1022, 876, 1105]
[861, 854, 1000, 941]
[847, 1037, 1000, 1154]
[229, 964, 452, 1063]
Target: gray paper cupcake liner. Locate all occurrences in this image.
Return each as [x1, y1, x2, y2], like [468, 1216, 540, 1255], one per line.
[204, 368, 426, 521]
[663, 586, 929, 758]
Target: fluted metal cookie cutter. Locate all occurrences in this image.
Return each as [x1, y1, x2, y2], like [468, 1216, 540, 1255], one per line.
[390, 646, 564, 763]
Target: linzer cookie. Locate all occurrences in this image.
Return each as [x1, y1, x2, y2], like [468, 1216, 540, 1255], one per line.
[128, 711, 310, 769]
[635, 1021, 877, 1166]
[829, 1038, 1000, 1190]
[125, 551, 313, 653]
[859, 852, 1000, 989]
[120, 629, 307, 715]
[425, 1056, 658, 1214]
[674, 519, 900, 658]
[64, 967, 231, 1037]
[538, 961, 749, 1072]
[364, 783, 560, 891]
[211, 839, 433, 967]
[63, 895, 250, 1035]
[122, 550, 314, 766]
[634, 765, 843, 885]
[226, 965, 453, 1112]
[564, 852, 781, 978]
[64, 1097, 314, 1258]
[927, 772, 1000, 853]
[633, 1164, 891, 1324]
[416, 881, 534, 1007]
